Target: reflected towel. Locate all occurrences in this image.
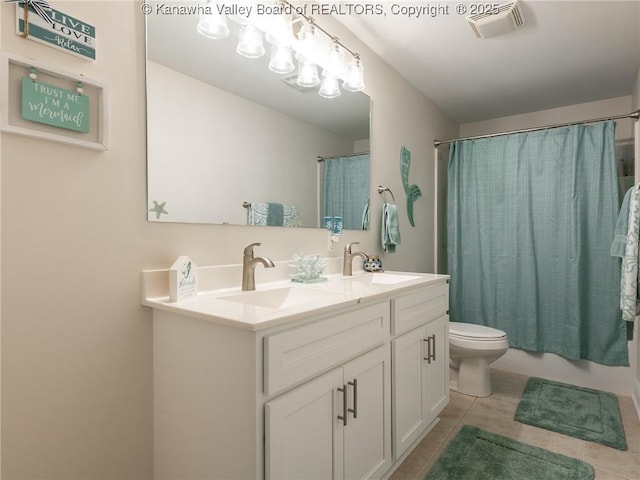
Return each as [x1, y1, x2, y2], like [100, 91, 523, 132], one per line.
[611, 185, 640, 323]
[381, 202, 401, 253]
[267, 202, 284, 226]
[361, 201, 370, 230]
[248, 202, 300, 227]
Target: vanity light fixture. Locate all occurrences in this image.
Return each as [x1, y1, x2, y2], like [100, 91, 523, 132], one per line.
[319, 72, 341, 98]
[268, 43, 295, 74]
[196, 0, 230, 39]
[319, 39, 345, 98]
[237, 23, 266, 58]
[296, 58, 321, 88]
[343, 54, 365, 92]
[196, 0, 365, 97]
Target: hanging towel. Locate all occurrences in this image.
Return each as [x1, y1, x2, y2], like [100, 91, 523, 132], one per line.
[611, 185, 640, 323]
[247, 202, 300, 227]
[618, 176, 635, 205]
[361, 200, 370, 230]
[381, 202, 401, 253]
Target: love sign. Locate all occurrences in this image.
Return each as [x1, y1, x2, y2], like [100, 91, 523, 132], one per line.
[15, 3, 96, 60]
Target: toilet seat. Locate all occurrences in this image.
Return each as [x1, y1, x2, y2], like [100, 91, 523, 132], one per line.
[449, 322, 506, 341]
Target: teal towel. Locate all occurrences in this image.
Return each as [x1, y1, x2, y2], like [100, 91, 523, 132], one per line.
[382, 203, 401, 253]
[248, 202, 300, 227]
[619, 176, 635, 205]
[361, 201, 370, 230]
[611, 186, 634, 258]
[266, 202, 284, 227]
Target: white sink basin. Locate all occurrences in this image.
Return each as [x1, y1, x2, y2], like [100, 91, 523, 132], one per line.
[220, 286, 340, 309]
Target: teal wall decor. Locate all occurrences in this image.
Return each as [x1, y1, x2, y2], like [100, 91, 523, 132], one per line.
[14, 2, 97, 61]
[22, 77, 89, 132]
[400, 146, 422, 226]
[2, 52, 108, 150]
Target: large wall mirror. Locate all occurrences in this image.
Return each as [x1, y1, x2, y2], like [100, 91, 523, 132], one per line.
[145, 2, 371, 229]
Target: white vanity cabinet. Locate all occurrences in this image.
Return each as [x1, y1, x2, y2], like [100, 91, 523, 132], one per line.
[391, 286, 450, 459]
[265, 344, 391, 480]
[143, 268, 450, 480]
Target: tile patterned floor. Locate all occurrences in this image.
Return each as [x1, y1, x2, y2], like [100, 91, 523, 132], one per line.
[391, 369, 640, 480]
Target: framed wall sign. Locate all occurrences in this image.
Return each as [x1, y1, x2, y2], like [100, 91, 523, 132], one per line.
[0, 52, 108, 150]
[15, 3, 96, 61]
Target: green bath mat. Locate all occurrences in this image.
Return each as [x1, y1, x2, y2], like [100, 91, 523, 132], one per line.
[515, 377, 627, 451]
[425, 425, 593, 480]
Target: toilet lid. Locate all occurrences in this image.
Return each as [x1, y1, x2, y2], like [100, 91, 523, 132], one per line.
[449, 322, 507, 340]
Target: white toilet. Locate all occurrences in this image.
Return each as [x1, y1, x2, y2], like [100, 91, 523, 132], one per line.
[449, 322, 509, 397]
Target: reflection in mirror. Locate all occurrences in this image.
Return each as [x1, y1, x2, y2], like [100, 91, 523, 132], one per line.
[319, 152, 370, 230]
[145, 2, 371, 229]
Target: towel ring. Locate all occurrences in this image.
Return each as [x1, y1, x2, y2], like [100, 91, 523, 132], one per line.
[377, 185, 395, 203]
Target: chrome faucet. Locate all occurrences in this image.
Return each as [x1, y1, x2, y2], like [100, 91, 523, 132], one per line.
[242, 242, 275, 291]
[343, 242, 369, 276]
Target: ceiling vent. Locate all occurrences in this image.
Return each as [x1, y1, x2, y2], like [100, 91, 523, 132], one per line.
[468, 1, 526, 39]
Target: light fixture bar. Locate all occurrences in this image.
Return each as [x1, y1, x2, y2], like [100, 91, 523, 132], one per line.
[196, 0, 365, 97]
[280, 0, 359, 59]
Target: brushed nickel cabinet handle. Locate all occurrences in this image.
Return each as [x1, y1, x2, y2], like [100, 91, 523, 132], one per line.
[430, 334, 436, 361]
[423, 337, 432, 363]
[348, 379, 358, 419]
[337, 385, 348, 426]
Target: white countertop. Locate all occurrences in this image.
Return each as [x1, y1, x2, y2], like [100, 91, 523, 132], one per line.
[142, 266, 449, 331]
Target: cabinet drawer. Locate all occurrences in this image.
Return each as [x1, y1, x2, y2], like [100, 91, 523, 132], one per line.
[392, 284, 448, 335]
[264, 302, 389, 396]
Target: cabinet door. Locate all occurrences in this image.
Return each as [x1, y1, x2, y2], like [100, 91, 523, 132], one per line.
[391, 325, 428, 459]
[265, 368, 344, 480]
[424, 315, 449, 425]
[343, 345, 391, 480]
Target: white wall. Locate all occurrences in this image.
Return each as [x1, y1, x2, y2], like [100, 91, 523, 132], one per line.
[0, 2, 457, 478]
[461, 95, 635, 141]
[458, 96, 638, 396]
[147, 61, 354, 226]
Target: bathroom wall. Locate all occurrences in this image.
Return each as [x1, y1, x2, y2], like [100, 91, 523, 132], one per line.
[461, 95, 635, 141]
[458, 95, 638, 396]
[0, 1, 457, 478]
[147, 60, 354, 227]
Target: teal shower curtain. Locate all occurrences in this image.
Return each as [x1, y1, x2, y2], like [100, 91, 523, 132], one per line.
[323, 154, 370, 230]
[447, 121, 628, 366]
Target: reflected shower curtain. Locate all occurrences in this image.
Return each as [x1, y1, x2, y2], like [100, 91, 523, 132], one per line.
[323, 154, 370, 230]
[447, 121, 628, 366]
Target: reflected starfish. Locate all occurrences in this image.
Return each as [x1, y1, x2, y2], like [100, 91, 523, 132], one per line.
[149, 201, 168, 220]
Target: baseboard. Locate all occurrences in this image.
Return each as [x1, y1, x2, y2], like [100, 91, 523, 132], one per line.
[492, 348, 634, 395]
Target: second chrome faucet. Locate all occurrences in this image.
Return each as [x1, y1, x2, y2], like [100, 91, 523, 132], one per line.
[343, 242, 368, 276]
[242, 242, 275, 291]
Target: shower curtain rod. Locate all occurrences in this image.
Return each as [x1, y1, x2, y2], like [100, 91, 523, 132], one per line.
[317, 151, 370, 162]
[434, 110, 640, 147]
